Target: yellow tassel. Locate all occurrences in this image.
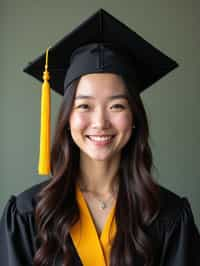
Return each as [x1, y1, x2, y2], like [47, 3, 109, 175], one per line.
[38, 48, 51, 175]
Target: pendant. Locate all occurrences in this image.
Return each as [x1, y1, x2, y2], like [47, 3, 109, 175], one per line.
[100, 201, 106, 210]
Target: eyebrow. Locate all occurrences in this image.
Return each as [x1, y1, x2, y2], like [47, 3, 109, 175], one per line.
[75, 94, 128, 100]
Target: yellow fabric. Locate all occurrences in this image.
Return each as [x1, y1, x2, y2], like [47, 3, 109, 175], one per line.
[70, 185, 117, 266]
[38, 48, 51, 175]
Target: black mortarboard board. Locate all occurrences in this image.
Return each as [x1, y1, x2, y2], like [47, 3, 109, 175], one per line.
[23, 9, 178, 176]
[23, 8, 178, 95]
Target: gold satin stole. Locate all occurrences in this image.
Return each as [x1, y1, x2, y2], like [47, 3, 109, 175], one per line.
[69, 184, 117, 266]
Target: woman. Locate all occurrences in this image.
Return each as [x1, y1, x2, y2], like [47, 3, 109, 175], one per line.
[0, 9, 200, 266]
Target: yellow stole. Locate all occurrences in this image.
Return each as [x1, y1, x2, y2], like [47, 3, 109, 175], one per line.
[69, 184, 117, 266]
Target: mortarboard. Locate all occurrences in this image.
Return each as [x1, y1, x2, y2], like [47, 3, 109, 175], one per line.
[23, 8, 178, 175]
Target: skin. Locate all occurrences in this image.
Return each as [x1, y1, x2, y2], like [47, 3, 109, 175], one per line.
[68, 73, 134, 234]
[69, 73, 133, 195]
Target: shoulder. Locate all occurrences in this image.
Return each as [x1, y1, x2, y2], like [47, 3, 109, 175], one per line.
[10, 179, 49, 215]
[146, 184, 200, 251]
[158, 185, 184, 219]
[152, 185, 200, 265]
[155, 185, 196, 230]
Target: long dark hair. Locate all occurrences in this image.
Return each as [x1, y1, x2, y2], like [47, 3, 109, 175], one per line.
[34, 74, 161, 266]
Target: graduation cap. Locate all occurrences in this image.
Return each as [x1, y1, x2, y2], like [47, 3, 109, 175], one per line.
[23, 8, 178, 176]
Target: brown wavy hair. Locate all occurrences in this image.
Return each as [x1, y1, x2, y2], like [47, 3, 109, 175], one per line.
[34, 74, 161, 266]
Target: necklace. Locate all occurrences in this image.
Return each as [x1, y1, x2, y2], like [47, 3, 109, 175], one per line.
[79, 185, 117, 210]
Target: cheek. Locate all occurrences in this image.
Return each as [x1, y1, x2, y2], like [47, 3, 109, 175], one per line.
[113, 113, 133, 132]
[69, 113, 88, 131]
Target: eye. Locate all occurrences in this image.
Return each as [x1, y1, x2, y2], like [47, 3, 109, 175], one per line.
[77, 104, 89, 110]
[111, 104, 125, 110]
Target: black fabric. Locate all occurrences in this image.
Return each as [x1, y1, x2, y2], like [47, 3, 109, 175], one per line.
[63, 43, 138, 93]
[0, 180, 200, 266]
[23, 9, 178, 95]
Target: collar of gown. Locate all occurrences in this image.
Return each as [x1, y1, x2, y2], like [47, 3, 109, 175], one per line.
[69, 184, 117, 266]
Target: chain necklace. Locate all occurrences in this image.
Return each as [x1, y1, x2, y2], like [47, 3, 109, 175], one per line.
[79, 185, 118, 210]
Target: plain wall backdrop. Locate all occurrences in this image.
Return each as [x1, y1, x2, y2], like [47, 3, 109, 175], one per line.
[0, 0, 199, 229]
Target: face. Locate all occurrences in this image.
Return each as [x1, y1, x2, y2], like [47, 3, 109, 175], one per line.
[69, 73, 133, 162]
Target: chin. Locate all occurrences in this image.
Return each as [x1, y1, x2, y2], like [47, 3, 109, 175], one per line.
[83, 150, 119, 162]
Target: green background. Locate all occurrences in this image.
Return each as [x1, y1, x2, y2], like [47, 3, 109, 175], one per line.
[0, 1, 199, 229]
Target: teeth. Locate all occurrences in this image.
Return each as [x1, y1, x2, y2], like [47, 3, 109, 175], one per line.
[88, 136, 113, 141]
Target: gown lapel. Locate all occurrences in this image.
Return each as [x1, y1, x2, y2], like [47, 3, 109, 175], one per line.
[69, 184, 117, 266]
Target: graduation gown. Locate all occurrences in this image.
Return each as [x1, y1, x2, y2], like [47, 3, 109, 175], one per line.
[0, 179, 200, 266]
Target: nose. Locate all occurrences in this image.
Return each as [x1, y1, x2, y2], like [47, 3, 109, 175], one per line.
[91, 107, 111, 129]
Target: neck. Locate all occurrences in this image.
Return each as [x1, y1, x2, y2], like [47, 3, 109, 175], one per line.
[78, 154, 120, 195]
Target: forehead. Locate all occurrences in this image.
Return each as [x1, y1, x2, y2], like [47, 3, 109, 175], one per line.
[75, 73, 127, 97]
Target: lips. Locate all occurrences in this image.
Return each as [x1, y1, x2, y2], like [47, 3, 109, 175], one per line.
[86, 135, 115, 145]
[87, 134, 115, 139]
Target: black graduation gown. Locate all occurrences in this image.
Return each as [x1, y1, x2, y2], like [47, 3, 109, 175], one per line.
[0, 180, 200, 266]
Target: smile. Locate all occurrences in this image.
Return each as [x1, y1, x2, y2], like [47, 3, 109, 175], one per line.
[86, 135, 115, 145]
